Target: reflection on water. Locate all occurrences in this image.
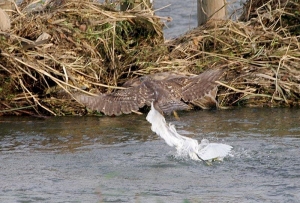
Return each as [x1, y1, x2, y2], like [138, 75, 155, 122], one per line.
[0, 108, 300, 202]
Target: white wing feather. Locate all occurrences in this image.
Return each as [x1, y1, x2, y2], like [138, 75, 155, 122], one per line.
[146, 103, 182, 147]
[197, 143, 233, 161]
[146, 102, 232, 162]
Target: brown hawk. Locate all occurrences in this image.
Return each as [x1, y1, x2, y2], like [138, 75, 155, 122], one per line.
[74, 69, 223, 116]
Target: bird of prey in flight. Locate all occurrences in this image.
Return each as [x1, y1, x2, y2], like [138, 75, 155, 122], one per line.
[74, 69, 223, 116]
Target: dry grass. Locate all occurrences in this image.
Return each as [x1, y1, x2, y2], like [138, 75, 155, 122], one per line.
[0, 0, 164, 115]
[0, 0, 299, 116]
[162, 0, 300, 107]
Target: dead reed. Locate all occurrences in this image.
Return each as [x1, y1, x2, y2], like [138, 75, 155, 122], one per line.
[0, 0, 164, 115]
[162, 0, 300, 107]
[0, 0, 299, 116]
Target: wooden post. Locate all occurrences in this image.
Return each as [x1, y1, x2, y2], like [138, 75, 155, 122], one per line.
[0, 0, 12, 31]
[197, 0, 226, 26]
[120, 0, 152, 11]
[0, 0, 13, 15]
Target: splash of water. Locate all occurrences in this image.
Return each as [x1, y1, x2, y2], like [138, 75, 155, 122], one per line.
[146, 102, 232, 162]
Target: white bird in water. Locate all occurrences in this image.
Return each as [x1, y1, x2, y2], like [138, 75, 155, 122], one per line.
[146, 102, 232, 163]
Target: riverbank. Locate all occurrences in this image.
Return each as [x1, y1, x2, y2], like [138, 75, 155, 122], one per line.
[0, 0, 299, 116]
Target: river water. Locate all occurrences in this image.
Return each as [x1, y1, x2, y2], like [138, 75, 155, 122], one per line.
[1, 108, 300, 203]
[1, 1, 300, 203]
[155, 0, 246, 39]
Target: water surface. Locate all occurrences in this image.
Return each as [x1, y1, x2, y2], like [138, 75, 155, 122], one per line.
[1, 2, 299, 202]
[155, 0, 246, 39]
[1, 108, 300, 202]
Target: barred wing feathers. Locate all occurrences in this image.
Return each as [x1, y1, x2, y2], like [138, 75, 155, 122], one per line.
[181, 69, 223, 103]
[75, 69, 223, 115]
[75, 81, 155, 116]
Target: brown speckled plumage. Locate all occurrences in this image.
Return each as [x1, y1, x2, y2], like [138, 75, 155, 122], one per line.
[74, 69, 223, 116]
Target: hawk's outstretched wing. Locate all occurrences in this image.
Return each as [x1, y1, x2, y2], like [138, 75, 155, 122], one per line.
[74, 81, 155, 116]
[74, 69, 223, 116]
[180, 68, 223, 102]
[178, 69, 223, 109]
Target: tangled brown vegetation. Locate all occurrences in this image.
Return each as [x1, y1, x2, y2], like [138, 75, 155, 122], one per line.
[166, 0, 300, 107]
[0, 0, 164, 115]
[0, 0, 299, 116]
